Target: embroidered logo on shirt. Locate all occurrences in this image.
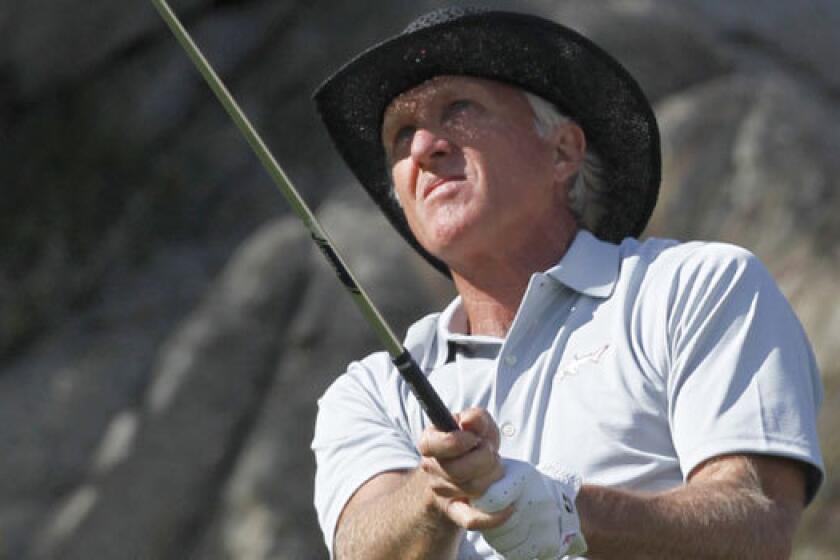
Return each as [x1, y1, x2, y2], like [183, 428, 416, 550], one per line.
[556, 344, 610, 381]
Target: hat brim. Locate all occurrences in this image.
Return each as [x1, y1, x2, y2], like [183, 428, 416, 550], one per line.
[314, 11, 660, 277]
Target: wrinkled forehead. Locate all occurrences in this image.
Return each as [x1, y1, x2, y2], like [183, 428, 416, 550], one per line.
[384, 75, 466, 116]
[382, 75, 529, 122]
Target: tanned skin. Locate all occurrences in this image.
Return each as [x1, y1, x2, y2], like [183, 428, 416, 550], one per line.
[333, 76, 808, 559]
[336, 441, 805, 559]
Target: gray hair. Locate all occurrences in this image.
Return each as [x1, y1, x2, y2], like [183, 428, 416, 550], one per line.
[523, 91, 608, 232]
[387, 89, 609, 233]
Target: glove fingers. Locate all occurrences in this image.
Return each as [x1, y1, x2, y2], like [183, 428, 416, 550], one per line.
[479, 459, 586, 559]
[498, 534, 549, 560]
[501, 524, 558, 560]
[472, 460, 531, 512]
[481, 509, 529, 551]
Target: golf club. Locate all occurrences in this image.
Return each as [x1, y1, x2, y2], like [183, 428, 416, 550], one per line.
[150, 0, 459, 432]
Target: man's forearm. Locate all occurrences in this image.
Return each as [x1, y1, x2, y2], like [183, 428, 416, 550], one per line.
[334, 469, 463, 560]
[577, 470, 801, 559]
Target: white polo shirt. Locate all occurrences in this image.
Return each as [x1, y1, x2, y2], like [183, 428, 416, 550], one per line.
[312, 231, 824, 559]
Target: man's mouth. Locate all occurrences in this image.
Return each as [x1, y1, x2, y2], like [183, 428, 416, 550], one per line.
[422, 176, 465, 200]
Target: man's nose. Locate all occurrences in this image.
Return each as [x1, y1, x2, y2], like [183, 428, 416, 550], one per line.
[410, 128, 452, 167]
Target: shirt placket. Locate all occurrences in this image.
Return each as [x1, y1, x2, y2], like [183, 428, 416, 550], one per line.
[495, 275, 577, 456]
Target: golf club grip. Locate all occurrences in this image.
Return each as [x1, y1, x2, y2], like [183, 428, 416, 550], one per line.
[393, 351, 459, 432]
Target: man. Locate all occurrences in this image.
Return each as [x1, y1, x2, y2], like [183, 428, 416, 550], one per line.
[311, 8, 823, 559]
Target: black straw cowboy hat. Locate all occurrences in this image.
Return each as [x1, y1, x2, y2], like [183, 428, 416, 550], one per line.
[313, 7, 660, 277]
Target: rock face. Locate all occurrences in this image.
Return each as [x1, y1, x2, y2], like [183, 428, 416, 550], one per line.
[1, 1, 838, 558]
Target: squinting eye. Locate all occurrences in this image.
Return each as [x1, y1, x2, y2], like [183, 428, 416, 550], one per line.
[396, 126, 416, 142]
[450, 99, 471, 111]
[443, 99, 474, 121]
[390, 126, 416, 156]
[444, 99, 472, 120]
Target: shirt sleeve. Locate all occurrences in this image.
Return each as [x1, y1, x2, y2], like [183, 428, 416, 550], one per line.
[311, 352, 421, 557]
[665, 243, 824, 500]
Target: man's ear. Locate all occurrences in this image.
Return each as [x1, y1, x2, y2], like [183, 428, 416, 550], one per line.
[550, 122, 586, 185]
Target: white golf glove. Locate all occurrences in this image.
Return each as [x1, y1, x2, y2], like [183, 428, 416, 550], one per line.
[472, 458, 587, 560]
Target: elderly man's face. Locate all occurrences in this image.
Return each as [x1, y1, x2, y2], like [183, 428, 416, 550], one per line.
[382, 76, 580, 268]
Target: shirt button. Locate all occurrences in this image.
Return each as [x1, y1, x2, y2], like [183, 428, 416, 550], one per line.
[504, 355, 518, 366]
[501, 423, 516, 438]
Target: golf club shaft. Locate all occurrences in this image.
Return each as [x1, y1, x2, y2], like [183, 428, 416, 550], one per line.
[150, 0, 458, 432]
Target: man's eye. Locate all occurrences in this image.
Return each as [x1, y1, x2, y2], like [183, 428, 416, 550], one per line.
[445, 100, 472, 118]
[391, 126, 416, 153]
[396, 126, 416, 143]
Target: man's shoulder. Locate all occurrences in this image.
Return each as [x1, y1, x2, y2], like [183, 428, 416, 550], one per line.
[619, 237, 762, 278]
[621, 236, 754, 261]
[611, 237, 775, 311]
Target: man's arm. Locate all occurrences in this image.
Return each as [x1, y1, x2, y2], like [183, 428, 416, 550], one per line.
[333, 408, 511, 560]
[334, 469, 462, 560]
[577, 454, 806, 559]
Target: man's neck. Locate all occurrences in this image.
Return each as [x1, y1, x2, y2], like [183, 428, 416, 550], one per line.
[453, 280, 523, 338]
[450, 227, 578, 338]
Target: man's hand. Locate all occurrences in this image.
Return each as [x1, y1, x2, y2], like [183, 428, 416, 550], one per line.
[474, 459, 587, 560]
[417, 407, 513, 530]
[333, 407, 510, 560]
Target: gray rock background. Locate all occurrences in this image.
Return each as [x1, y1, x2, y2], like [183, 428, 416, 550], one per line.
[1, 0, 837, 558]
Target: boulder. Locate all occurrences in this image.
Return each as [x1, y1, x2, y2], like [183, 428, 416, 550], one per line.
[544, 1, 733, 102]
[30, 219, 310, 559]
[5, 0, 210, 100]
[0, 243, 222, 559]
[670, 0, 840, 92]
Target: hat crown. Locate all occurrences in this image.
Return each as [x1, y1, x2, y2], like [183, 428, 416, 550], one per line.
[315, 9, 661, 277]
[403, 6, 488, 33]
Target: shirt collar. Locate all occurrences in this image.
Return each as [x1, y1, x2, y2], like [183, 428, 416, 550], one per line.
[437, 296, 503, 345]
[545, 229, 620, 298]
[431, 230, 619, 367]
